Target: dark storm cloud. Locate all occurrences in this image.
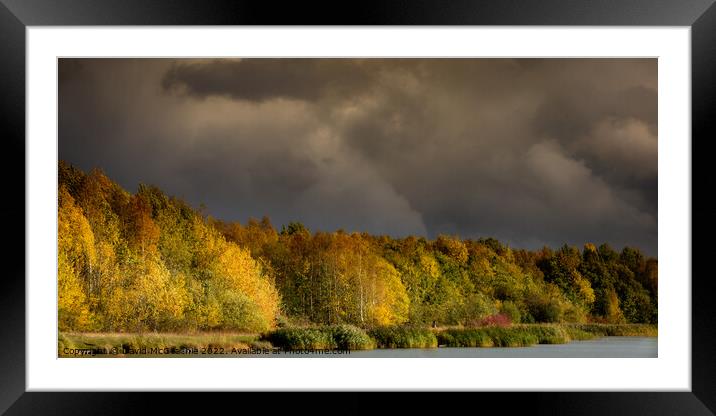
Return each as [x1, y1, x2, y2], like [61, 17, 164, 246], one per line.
[162, 58, 374, 102]
[59, 58, 658, 255]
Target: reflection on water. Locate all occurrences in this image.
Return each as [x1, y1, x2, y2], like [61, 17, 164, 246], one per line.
[259, 336, 657, 358]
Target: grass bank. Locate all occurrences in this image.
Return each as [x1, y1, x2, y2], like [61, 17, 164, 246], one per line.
[368, 326, 438, 348]
[261, 325, 438, 350]
[59, 323, 657, 355]
[435, 323, 657, 348]
[58, 332, 265, 356]
[259, 324, 375, 350]
[565, 323, 658, 337]
[435, 325, 566, 348]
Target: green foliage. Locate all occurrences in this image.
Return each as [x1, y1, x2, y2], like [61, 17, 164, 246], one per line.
[260, 327, 334, 350]
[516, 325, 570, 344]
[485, 327, 540, 347]
[563, 326, 598, 341]
[566, 323, 657, 337]
[58, 162, 658, 335]
[436, 324, 587, 348]
[328, 324, 376, 350]
[368, 326, 438, 348]
[437, 328, 495, 347]
[260, 325, 375, 350]
[211, 286, 271, 332]
[525, 291, 564, 323]
[280, 221, 310, 237]
[500, 301, 522, 324]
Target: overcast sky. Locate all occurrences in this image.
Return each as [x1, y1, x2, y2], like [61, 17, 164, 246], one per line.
[59, 58, 657, 255]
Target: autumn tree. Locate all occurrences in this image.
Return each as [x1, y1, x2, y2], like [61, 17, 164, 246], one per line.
[58, 186, 95, 330]
[57, 161, 658, 332]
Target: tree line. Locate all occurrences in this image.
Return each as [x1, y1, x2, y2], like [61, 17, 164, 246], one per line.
[58, 161, 657, 333]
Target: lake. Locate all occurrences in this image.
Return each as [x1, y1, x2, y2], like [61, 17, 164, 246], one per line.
[258, 336, 657, 358]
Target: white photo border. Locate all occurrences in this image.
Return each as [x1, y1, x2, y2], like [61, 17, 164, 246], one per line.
[27, 27, 690, 391]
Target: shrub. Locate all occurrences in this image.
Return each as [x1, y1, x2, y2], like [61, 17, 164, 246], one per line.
[500, 301, 522, 324]
[261, 325, 374, 350]
[436, 324, 581, 348]
[516, 325, 569, 344]
[329, 324, 376, 350]
[436, 328, 494, 347]
[567, 323, 657, 337]
[561, 303, 588, 323]
[260, 327, 332, 350]
[368, 326, 438, 349]
[563, 326, 596, 341]
[529, 298, 563, 323]
[486, 327, 539, 347]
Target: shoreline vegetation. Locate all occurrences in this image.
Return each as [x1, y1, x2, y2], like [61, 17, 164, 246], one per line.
[58, 323, 656, 356]
[57, 162, 658, 356]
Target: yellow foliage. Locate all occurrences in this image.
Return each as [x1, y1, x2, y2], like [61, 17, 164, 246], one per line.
[58, 186, 95, 331]
[606, 289, 625, 324]
[102, 253, 191, 331]
[419, 253, 440, 280]
[574, 272, 596, 306]
[58, 186, 96, 272]
[205, 230, 280, 331]
[365, 258, 409, 326]
[58, 252, 92, 331]
[436, 235, 469, 264]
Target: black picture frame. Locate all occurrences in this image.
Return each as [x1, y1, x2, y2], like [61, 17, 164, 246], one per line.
[1, 0, 713, 414]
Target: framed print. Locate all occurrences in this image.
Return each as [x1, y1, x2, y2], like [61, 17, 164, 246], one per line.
[2, 0, 714, 414]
